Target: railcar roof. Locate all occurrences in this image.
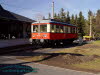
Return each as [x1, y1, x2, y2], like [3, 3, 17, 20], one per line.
[32, 19, 77, 27]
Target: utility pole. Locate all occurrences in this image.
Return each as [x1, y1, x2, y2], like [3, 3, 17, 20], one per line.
[52, 1, 54, 19]
[89, 16, 92, 36]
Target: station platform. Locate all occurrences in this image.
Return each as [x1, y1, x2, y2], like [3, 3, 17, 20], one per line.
[0, 38, 31, 48]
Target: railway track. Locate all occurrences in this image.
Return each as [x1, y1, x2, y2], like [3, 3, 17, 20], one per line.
[0, 43, 79, 55]
[0, 44, 41, 55]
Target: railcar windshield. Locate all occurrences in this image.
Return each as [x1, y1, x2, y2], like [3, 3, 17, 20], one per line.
[33, 25, 38, 32]
[33, 24, 47, 33]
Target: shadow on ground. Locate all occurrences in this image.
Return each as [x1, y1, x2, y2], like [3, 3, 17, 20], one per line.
[0, 63, 38, 75]
[0, 42, 90, 63]
[34, 53, 84, 62]
[0, 42, 89, 56]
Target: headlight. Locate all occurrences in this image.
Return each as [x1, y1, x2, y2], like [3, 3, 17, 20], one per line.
[33, 35, 35, 37]
[43, 35, 47, 37]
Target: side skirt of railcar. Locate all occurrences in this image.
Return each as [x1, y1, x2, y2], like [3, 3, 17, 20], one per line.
[32, 38, 77, 47]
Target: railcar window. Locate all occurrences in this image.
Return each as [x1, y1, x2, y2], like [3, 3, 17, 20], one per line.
[56, 25, 60, 33]
[68, 27, 71, 33]
[64, 26, 66, 33]
[77, 28, 78, 33]
[74, 28, 76, 33]
[75, 28, 78, 33]
[33, 25, 38, 32]
[65, 26, 68, 33]
[40, 25, 47, 32]
[73, 27, 75, 33]
[71, 27, 74, 33]
[51, 25, 56, 33]
[70, 27, 73, 33]
[60, 26, 64, 33]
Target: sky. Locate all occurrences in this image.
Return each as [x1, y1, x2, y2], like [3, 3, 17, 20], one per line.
[0, 0, 100, 20]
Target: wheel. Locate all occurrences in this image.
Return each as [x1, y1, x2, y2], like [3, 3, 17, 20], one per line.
[68, 40, 74, 44]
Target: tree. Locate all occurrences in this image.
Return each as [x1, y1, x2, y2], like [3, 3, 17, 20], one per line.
[66, 11, 70, 23]
[88, 10, 93, 36]
[54, 13, 61, 21]
[84, 10, 93, 36]
[86, 10, 100, 38]
[43, 16, 45, 19]
[92, 15, 96, 38]
[95, 10, 100, 38]
[48, 13, 51, 19]
[70, 14, 75, 24]
[77, 11, 85, 37]
[75, 14, 78, 25]
[59, 8, 66, 22]
[54, 13, 57, 19]
[88, 10, 93, 21]
[57, 13, 61, 21]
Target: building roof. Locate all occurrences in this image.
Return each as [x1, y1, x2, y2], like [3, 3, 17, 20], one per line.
[0, 5, 35, 23]
[0, 5, 4, 10]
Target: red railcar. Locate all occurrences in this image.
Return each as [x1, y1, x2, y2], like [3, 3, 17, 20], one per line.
[31, 19, 78, 45]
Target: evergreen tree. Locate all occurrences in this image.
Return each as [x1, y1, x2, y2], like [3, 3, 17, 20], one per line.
[87, 10, 98, 38]
[43, 16, 45, 19]
[85, 10, 100, 38]
[83, 10, 92, 36]
[54, 13, 57, 19]
[65, 11, 70, 23]
[78, 11, 85, 37]
[95, 10, 100, 38]
[60, 8, 66, 22]
[91, 14, 96, 38]
[70, 14, 75, 24]
[75, 14, 78, 25]
[88, 10, 93, 35]
[57, 13, 61, 21]
[48, 13, 51, 19]
[88, 10, 93, 22]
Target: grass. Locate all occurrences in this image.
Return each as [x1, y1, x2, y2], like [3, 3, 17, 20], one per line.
[54, 40, 100, 71]
[17, 40, 100, 72]
[73, 58, 100, 71]
[92, 40, 100, 45]
[17, 55, 45, 62]
[54, 40, 100, 56]
[54, 48, 100, 56]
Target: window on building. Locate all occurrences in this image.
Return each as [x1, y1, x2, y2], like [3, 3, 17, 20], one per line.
[33, 25, 38, 32]
[40, 25, 47, 32]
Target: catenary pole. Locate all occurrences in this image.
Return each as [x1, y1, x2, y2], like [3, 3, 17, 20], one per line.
[52, 1, 54, 19]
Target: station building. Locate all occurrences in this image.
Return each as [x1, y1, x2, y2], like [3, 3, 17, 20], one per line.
[0, 5, 35, 48]
[0, 5, 35, 39]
